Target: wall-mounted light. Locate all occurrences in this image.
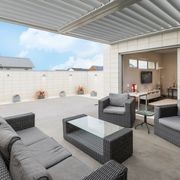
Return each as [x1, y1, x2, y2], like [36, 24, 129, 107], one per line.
[7, 74, 10, 77]
[94, 74, 97, 77]
[69, 74, 72, 77]
[42, 74, 46, 77]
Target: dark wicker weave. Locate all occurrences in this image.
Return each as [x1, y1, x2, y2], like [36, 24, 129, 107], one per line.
[0, 113, 35, 180]
[154, 105, 180, 147]
[0, 154, 11, 180]
[5, 113, 35, 131]
[82, 160, 127, 180]
[63, 114, 133, 164]
[4, 113, 128, 180]
[98, 96, 136, 128]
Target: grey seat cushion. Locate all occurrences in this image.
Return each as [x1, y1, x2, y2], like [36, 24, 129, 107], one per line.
[103, 106, 126, 115]
[10, 140, 52, 180]
[0, 117, 20, 161]
[28, 137, 72, 169]
[17, 127, 48, 146]
[159, 116, 180, 131]
[109, 93, 129, 107]
[0, 153, 11, 180]
[48, 156, 92, 180]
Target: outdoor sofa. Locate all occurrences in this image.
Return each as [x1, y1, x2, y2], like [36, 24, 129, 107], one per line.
[0, 112, 128, 180]
[154, 104, 180, 147]
[99, 93, 136, 128]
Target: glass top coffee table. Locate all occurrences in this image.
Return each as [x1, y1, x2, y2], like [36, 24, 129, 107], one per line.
[69, 115, 124, 138]
[63, 114, 133, 164]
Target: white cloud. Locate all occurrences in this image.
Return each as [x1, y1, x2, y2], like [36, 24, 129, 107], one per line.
[18, 28, 104, 68]
[52, 54, 103, 70]
[73, 41, 103, 58]
[19, 28, 77, 54]
[18, 50, 28, 57]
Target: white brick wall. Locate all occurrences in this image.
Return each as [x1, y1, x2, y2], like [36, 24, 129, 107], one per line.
[0, 71, 103, 104]
[104, 29, 180, 95]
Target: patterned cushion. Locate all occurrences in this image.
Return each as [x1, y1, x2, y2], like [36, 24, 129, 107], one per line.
[0, 117, 20, 161]
[0, 153, 11, 180]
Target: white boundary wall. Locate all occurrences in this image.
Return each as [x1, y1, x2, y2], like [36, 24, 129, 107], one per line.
[0, 71, 103, 104]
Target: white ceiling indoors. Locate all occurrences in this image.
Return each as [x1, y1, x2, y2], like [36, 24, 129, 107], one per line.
[0, 0, 180, 44]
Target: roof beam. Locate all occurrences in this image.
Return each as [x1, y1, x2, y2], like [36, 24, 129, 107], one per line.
[58, 0, 141, 34]
[0, 16, 57, 34]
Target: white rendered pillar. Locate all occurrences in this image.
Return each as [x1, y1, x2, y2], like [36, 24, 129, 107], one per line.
[177, 48, 180, 114]
[118, 53, 123, 93]
[177, 48, 180, 100]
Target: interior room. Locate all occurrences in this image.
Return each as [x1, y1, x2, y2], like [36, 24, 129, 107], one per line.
[122, 48, 177, 107]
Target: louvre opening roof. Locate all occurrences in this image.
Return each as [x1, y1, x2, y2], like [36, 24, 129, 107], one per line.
[0, 0, 180, 44]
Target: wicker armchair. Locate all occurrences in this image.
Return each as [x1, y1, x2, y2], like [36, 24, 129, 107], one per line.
[154, 104, 180, 147]
[98, 96, 136, 128]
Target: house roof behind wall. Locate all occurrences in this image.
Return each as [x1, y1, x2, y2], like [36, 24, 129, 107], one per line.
[0, 56, 34, 69]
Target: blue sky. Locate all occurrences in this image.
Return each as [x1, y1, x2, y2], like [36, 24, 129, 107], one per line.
[0, 22, 104, 70]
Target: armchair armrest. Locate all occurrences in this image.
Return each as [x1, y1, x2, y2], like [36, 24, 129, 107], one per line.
[5, 113, 35, 131]
[125, 98, 135, 107]
[82, 160, 127, 180]
[125, 98, 136, 125]
[98, 96, 110, 110]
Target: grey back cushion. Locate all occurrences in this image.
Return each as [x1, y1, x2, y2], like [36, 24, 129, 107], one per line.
[10, 140, 52, 180]
[109, 93, 129, 107]
[178, 100, 180, 116]
[0, 117, 20, 161]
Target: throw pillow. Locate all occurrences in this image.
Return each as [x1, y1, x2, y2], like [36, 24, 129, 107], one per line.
[109, 93, 129, 107]
[10, 140, 52, 180]
[0, 117, 20, 162]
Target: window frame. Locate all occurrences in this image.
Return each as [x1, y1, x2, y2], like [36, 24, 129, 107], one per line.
[129, 59, 138, 68]
[138, 60, 148, 69]
[148, 61, 155, 69]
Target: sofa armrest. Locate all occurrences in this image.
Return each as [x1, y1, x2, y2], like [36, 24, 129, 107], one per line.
[82, 160, 127, 180]
[5, 113, 35, 131]
[155, 105, 178, 118]
[154, 105, 178, 124]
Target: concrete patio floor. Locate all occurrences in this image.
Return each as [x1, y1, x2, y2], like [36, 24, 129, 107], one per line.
[0, 96, 179, 180]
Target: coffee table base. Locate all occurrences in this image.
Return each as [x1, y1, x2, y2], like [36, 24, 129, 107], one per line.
[63, 114, 133, 164]
[135, 115, 154, 134]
